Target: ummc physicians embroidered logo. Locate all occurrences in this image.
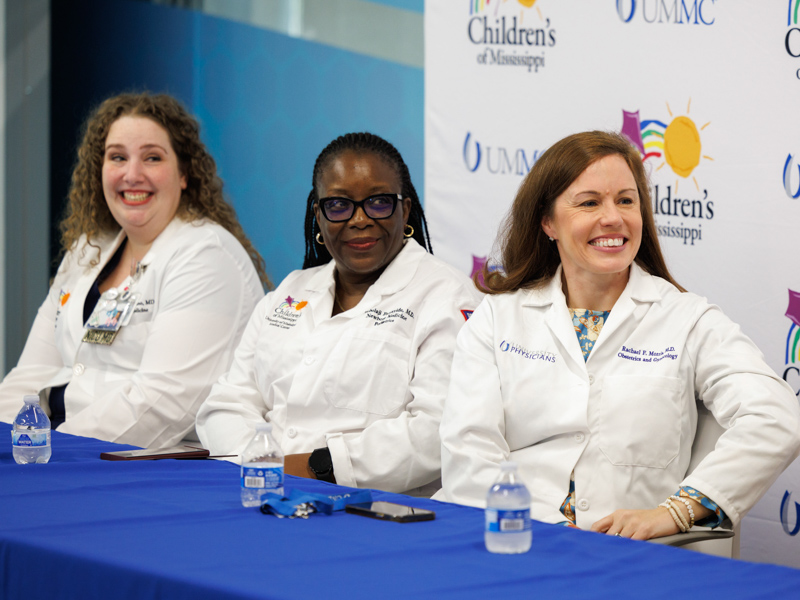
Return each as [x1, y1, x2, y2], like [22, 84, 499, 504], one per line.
[499, 340, 556, 363]
[780, 491, 800, 536]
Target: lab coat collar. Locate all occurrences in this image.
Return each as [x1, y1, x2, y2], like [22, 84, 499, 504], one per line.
[138, 217, 190, 267]
[520, 262, 663, 370]
[303, 238, 425, 298]
[520, 262, 662, 308]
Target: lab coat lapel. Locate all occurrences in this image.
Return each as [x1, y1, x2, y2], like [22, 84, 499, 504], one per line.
[587, 264, 661, 361]
[68, 229, 127, 346]
[526, 268, 586, 372]
[303, 261, 337, 329]
[347, 239, 423, 312]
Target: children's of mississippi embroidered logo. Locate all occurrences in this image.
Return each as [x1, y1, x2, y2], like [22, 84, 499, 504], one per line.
[267, 296, 308, 330]
[59, 289, 70, 306]
[279, 296, 307, 311]
[499, 340, 555, 363]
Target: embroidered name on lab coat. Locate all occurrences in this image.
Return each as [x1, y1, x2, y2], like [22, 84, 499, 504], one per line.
[366, 308, 414, 326]
[134, 298, 155, 314]
[617, 345, 678, 362]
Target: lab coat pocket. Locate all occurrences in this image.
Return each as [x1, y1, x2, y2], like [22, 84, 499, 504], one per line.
[597, 375, 682, 468]
[325, 329, 411, 416]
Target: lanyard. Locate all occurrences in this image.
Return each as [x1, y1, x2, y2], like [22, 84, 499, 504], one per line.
[260, 489, 373, 518]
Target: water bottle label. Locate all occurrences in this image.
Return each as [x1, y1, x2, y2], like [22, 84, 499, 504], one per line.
[241, 466, 283, 491]
[12, 431, 48, 448]
[485, 508, 531, 533]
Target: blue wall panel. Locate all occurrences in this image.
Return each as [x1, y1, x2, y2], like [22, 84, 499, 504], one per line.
[52, 0, 424, 284]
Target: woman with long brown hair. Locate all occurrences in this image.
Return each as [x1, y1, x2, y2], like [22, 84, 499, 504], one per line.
[0, 92, 267, 447]
[437, 130, 800, 540]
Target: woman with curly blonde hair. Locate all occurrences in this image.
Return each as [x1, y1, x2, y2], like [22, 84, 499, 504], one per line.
[0, 92, 268, 448]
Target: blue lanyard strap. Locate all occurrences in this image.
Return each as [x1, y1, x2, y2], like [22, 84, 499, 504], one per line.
[260, 489, 373, 517]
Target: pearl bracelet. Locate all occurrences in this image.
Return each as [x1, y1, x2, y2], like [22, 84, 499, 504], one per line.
[671, 495, 695, 529]
[659, 498, 688, 533]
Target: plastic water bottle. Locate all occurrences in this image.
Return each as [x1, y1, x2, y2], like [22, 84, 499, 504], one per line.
[11, 395, 52, 464]
[485, 461, 532, 554]
[241, 422, 284, 507]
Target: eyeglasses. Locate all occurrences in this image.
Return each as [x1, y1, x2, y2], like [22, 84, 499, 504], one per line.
[318, 194, 402, 222]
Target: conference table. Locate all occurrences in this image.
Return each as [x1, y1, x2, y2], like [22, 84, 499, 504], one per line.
[2, 424, 800, 599]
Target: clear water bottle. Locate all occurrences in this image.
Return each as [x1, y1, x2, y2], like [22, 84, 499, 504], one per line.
[11, 395, 52, 464]
[241, 422, 284, 507]
[485, 461, 532, 554]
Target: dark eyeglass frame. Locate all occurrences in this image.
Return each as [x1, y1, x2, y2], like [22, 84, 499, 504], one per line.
[317, 193, 402, 223]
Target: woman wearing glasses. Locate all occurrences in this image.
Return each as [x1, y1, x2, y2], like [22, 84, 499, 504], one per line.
[196, 132, 480, 495]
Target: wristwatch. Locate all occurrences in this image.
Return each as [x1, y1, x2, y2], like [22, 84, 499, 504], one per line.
[308, 447, 336, 483]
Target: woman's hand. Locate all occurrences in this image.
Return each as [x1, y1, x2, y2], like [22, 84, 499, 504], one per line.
[284, 453, 314, 478]
[590, 507, 679, 540]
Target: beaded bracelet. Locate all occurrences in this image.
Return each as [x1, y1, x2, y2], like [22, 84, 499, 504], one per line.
[659, 498, 689, 533]
[671, 495, 695, 529]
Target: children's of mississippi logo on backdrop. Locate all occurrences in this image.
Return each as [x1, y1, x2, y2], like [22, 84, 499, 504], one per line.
[616, 0, 716, 25]
[786, 0, 800, 62]
[467, 0, 555, 74]
[780, 290, 800, 537]
[783, 154, 800, 199]
[783, 289, 800, 397]
[620, 100, 714, 246]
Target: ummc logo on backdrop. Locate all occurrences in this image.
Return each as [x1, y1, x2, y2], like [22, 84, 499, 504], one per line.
[781, 491, 800, 536]
[463, 132, 542, 176]
[467, 0, 555, 73]
[783, 154, 800, 198]
[616, 0, 715, 24]
[620, 101, 714, 245]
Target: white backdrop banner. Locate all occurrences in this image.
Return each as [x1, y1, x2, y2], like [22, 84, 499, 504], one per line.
[425, 0, 800, 567]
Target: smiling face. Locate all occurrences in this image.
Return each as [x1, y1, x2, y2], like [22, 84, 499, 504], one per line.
[313, 150, 411, 286]
[102, 115, 187, 248]
[541, 154, 643, 292]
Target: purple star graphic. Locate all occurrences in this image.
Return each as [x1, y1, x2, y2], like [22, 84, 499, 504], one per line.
[787, 290, 800, 328]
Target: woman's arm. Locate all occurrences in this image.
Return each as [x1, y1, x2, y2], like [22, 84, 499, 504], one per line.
[58, 241, 263, 447]
[0, 278, 68, 422]
[438, 298, 511, 506]
[195, 297, 273, 458]
[326, 286, 482, 493]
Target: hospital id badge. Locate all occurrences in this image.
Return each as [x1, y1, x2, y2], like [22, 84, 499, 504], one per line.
[82, 288, 140, 345]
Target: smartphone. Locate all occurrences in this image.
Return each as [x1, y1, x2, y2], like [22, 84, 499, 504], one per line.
[100, 446, 211, 461]
[345, 501, 435, 522]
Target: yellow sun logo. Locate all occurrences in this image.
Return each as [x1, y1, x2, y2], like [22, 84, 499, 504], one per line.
[657, 99, 713, 193]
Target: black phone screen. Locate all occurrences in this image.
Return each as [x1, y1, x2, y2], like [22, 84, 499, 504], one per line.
[345, 501, 436, 522]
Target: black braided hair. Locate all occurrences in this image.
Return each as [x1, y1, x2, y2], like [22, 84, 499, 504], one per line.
[302, 132, 433, 269]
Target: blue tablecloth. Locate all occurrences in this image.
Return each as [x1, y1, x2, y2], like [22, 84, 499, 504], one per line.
[1, 423, 799, 600]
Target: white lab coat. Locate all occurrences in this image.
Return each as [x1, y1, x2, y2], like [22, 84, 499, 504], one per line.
[437, 263, 800, 528]
[196, 239, 482, 495]
[0, 217, 264, 448]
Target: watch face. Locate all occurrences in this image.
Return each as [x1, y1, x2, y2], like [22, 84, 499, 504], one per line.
[310, 449, 332, 475]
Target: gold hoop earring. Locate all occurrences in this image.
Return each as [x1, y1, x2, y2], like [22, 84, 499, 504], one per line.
[316, 232, 325, 245]
[404, 224, 414, 238]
